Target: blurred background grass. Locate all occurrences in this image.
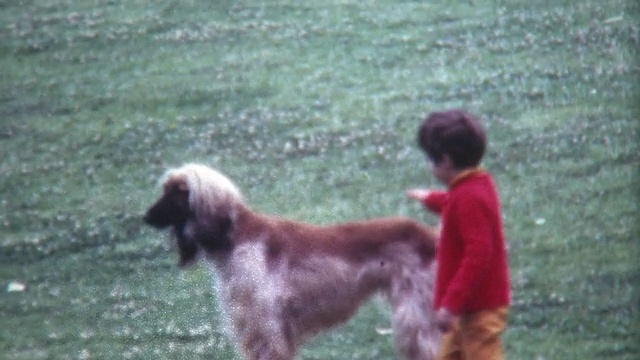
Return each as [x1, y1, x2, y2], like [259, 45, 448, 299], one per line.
[1, 0, 638, 359]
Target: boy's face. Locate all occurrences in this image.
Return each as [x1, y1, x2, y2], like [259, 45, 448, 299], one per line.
[430, 154, 457, 185]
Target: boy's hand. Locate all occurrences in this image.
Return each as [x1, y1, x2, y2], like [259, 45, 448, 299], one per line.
[435, 308, 456, 332]
[406, 188, 431, 201]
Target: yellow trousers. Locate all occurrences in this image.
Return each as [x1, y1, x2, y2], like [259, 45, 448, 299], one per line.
[436, 307, 509, 360]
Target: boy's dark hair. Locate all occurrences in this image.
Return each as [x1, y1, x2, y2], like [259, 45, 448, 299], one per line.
[417, 109, 486, 168]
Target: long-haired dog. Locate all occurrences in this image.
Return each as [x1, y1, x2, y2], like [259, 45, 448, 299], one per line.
[144, 163, 440, 360]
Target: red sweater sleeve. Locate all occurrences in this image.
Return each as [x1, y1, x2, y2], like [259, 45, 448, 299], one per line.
[422, 191, 448, 213]
[441, 196, 494, 314]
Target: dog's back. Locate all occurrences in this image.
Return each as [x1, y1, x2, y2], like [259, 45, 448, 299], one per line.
[231, 207, 436, 263]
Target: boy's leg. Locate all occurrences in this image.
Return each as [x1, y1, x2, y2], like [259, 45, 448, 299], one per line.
[459, 307, 509, 360]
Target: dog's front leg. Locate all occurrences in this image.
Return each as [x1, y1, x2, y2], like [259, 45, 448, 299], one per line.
[241, 335, 295, 360]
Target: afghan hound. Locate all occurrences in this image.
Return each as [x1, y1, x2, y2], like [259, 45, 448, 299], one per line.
[143, 163, 440, 360]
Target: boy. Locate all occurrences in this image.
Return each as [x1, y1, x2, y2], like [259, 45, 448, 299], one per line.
[407, 109, 511, 360]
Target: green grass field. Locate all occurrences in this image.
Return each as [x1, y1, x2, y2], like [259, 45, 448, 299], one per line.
[1, 0, 638, 358]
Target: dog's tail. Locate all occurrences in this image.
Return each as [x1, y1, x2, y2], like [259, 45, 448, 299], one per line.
[389, 261, 440, 360]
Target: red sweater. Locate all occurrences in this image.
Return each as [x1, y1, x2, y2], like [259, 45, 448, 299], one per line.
[423, 170, 511, 314]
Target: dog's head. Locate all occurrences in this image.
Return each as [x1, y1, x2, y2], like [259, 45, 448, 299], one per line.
[144, 164, 243, 267]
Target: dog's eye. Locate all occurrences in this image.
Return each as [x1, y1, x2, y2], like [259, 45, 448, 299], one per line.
[165, 184, 188, 195]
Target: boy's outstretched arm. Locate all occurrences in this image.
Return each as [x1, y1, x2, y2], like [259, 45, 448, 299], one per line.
[406, 188, 449, 213]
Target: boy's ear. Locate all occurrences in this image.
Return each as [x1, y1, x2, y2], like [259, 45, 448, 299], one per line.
[441, 154, 454, 168]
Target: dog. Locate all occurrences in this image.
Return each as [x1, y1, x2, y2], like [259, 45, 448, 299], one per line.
[144, 163, 440, 360]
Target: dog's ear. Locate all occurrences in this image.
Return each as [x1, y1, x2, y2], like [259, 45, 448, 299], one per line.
[176, 232, 199, 267]
[144, 179, 191, 229]
[196, 214, 234, 253]
[174, 213, 233, 267]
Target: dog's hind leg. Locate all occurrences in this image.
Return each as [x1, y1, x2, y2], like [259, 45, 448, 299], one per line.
[389, 262, 440, 360]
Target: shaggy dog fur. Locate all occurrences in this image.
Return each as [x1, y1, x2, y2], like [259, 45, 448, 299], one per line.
[144, 163, 440, 360]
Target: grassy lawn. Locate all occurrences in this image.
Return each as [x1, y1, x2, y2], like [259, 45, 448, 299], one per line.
[1, 0, 638, 358]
